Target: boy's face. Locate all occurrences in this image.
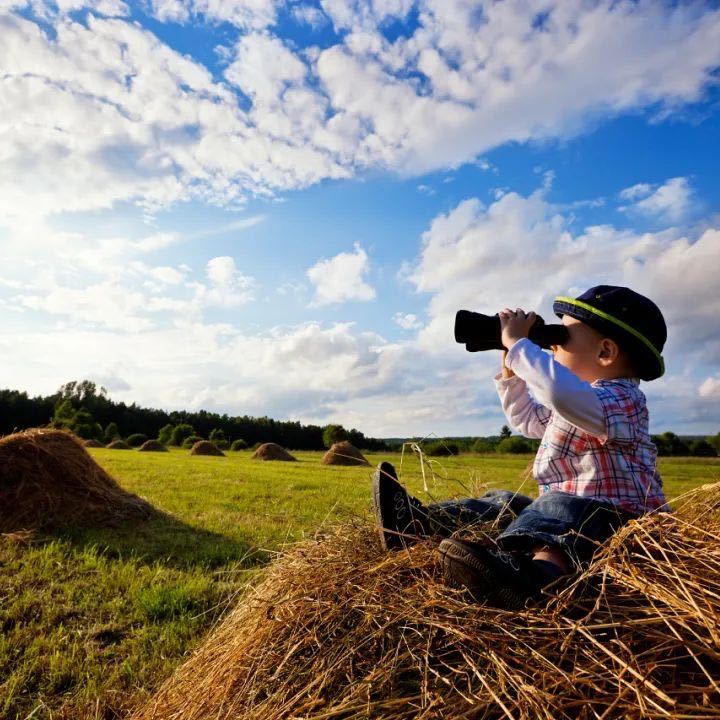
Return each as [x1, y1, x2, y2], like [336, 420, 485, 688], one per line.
[551, 316, 609, 382]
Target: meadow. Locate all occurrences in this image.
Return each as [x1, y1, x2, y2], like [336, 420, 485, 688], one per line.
[1, 449, 718, 719]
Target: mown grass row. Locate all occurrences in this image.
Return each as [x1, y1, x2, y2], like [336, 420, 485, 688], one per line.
[1, 450, 718, 719]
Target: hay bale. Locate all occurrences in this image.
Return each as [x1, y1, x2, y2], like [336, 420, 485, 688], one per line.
[138, 440, 168, 453]
[135, 483, 720, 720]
[83, 439, 104, 448]
[251, 443, 296, 462]
[321, 440, 369, 466]
[0, 429, 152, 533]
[106, 440, 131, 450]
[190, 441, 225, 457]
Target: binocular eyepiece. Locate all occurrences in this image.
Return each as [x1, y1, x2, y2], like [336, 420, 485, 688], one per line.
[455, 310, 569, 352]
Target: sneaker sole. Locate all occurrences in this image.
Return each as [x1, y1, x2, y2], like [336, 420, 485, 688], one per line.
[438, 539, 527, 610]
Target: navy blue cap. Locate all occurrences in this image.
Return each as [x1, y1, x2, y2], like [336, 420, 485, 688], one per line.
[553, 285, 667, 381]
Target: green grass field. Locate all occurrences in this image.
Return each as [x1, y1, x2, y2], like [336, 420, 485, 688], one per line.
[2, 449, 718, 719]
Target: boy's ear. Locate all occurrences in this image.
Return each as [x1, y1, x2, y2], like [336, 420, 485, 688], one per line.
[597, 338, 620, 366]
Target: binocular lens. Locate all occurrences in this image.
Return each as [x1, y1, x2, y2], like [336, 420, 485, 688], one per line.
[454, 310, 568, 351]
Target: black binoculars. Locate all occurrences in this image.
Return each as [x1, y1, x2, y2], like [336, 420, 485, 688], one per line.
[455, 310, 569, 352]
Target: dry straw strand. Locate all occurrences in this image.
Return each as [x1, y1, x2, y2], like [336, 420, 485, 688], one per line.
[134, 480, 720, 720]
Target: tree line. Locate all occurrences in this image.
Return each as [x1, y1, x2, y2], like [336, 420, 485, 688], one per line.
[0, 381, 388, 451]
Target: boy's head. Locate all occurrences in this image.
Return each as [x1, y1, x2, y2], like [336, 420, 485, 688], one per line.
[551, 285, 666, 383]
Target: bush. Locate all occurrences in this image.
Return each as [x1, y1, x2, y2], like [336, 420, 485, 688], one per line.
[424, 441, 460, 457]
[104, 421, 121, 443]
[158, 423, 174, 445]
[496, 436, 533, 454]
[323, 424, 349, 449]
[182, 435, 204, 449]
[471, 438, 496, 453]
[171, 424, 195, 447]
[126, 433, 148, 448]
[690, 439, 717, 457]
[230, 439, 248, 451]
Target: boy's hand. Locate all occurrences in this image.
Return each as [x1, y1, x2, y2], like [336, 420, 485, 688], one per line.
[499, 308, 537, 350]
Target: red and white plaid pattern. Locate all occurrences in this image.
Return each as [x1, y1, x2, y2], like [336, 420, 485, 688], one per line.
[532, 379, 667, 515]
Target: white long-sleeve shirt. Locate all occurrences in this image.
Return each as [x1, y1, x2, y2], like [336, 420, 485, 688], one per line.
[494, 338, 666, 514]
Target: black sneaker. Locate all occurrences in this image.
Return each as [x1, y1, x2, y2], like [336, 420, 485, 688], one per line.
[372, 462, 432, 550]
[438, 538, 565, 610]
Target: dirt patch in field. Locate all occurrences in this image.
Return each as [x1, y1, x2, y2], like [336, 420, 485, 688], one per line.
[135, 482, 720, 720]
[190, 441, 225, 457]
[321, 441, 369, 466]
[0, 429, 153, 534]
[251, 443, 296, 462]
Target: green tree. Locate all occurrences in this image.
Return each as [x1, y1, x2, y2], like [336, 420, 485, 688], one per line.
[73, 409, 103, 440]
[230, 439, 248, 451]
[104, 422, 121, 443]
[323, 424, 348, 448]
[158, 424, 174, 445]
[127, 433, 148, 447]
[171, 423, 195, 447]
[52, 398, 75, 428]
[471, 438, 496, 453]
[209, 429, 228, 448]
[496, 436, 532, 454]
[690, 439, 717, 457]
[500, 424, 512, 439]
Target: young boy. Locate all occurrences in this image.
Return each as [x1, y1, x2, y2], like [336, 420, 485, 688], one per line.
[373, 285, 668, 610]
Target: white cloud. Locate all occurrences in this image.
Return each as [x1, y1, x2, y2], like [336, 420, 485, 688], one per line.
[195, 256, 256, 307]
[149, 0, 280, 29]
[699, 376, 720, 399]
[3, 4, 720, 223]
[620, 177, 694, 222]
[393, 312, 422, 330]
[307, 243, 376, 306]
[292, 4, 327, 28]
[619, 182, 654, 201]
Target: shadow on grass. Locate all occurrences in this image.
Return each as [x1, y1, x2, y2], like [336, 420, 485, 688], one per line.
[47, 509, 267, 571]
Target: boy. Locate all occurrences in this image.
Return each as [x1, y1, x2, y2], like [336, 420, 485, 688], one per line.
[373, 285, 668, 609]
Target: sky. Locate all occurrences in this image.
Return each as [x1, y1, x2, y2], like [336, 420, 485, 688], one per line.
[1, 0, 719, 438]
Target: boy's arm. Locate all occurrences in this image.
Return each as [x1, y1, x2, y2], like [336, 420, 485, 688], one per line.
[504, 338, 606, 438]
[495, 371, 551, 439]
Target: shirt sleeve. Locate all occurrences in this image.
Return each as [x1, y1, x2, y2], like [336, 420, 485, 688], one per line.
[504, 338, 607, 439]
[494, 373, 552, 439]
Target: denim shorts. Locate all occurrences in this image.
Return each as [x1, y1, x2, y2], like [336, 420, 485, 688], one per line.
[429, 490, 637, 567]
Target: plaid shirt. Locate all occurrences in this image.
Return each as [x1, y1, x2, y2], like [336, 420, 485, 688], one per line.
[497, 342, 666, 515]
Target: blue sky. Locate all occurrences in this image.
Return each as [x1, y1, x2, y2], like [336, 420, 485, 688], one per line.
[1, 0, 719, 437]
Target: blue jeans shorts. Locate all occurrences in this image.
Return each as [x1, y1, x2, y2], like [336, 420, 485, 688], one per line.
[428, 490, 637, 567]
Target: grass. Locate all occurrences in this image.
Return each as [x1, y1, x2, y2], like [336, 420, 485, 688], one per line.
[1, 448, 718, 719]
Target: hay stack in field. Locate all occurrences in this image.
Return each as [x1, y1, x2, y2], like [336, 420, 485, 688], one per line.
[135, 483, 720, 720]
[138, 439, 168, 453]
[190, 441, 225, 457]
[321, 440, 370, 466]
[106, 440, 131, 450]
[0, 429, 153, 534]
[83, 439, 104, 448]
[251, 443, 296, 461]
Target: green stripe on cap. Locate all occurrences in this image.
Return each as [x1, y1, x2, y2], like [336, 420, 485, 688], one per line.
[554, 296, 665, 375]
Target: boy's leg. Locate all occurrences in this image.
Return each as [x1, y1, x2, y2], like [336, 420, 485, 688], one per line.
[439, 492, 636, 608]
[372, 462, 532, 550]
[427, 490, 532, 535]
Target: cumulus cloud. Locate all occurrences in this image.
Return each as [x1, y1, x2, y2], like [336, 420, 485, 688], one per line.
[620, 177, 694, 222]
[148, 0, 281, 29]
[3, 3, 720, 221]
[307, 243, 376, 306]
[699, 376, 720, 399]
[393, 312, 422, 330]
[406, 185, 720, 431]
